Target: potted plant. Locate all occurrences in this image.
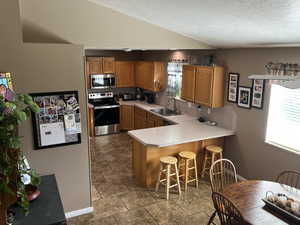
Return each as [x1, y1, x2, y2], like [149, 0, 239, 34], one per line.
[0, 90, 41, 224]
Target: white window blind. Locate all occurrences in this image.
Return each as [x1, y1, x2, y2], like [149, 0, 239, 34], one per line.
[266, 84, 300, 153]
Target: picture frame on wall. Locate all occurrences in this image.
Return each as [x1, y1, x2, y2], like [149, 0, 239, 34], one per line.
[227, 73, 240, 103]
[237, 86, 252, 109]
[251, 79, 265, 109]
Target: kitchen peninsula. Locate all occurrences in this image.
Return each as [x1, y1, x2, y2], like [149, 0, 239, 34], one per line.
[127, 103, 235, 187]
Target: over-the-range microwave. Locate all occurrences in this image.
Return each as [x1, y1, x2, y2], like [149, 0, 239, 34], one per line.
[90, 74, 116, 89]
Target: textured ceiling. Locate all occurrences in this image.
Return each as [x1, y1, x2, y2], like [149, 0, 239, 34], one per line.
[89, 0, 300, 48]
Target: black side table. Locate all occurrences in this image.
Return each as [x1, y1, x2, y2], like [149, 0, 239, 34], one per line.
[11, 175, 66, 225]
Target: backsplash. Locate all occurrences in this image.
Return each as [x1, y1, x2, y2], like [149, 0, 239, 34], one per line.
[155, 91, 237, 131]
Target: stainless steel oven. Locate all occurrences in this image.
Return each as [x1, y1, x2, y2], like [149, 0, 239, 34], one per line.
[89, 92, 120, 135]
[91, 74, 116, 89]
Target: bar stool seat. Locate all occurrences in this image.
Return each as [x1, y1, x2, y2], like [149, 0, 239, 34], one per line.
[201, 145, 223, 178]
[178, 151, 198, 191]
[178, 151, 196, 159]
[206, 145, 222, 153]
[160, 156, 178, 164]
[155, 156, 181, 200]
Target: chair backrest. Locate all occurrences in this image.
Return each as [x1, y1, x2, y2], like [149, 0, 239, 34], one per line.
[276, 170, 300, 190]
[210, 159, 238, 192]
[212, 192, 249, 225]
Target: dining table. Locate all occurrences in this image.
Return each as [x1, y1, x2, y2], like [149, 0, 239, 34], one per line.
[223, 180, 300, 225]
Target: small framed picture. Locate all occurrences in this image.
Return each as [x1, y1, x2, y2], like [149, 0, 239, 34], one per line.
[237, 86, 252, 109]
[251, 79, 265, 109]
[227, 73, 240, 103]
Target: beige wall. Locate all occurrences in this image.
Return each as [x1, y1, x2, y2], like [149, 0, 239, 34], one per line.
[142, 48, 300, 181]
[0, 0, 91, 213]
[216, 48, 300, 180]
[19, 0, 211, 50]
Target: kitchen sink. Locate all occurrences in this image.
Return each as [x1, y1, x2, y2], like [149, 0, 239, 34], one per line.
[150, 108, 181, 116]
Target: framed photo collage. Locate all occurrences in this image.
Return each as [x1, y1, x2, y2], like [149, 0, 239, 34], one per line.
[227, 73, 265, 109]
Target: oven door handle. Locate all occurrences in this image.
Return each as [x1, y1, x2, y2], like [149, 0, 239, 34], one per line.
[94, 105, 120, 109]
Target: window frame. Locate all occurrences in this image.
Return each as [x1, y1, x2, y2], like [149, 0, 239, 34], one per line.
[265, 83, 300, 155]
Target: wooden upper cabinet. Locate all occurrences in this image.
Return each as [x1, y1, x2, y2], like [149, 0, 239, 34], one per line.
[102, 57, 115, 74]
[86, 57, 103, 75]
[194, 66, 225, 108]
[194, 67, 214, 106]
[86, 57, 115, 75]
[135, 61, 167, 92]
[181, 65, 224, 108]
[135, 61, 154, 90]
[115, 61, 135, 87]
[181, 65, 196, 102]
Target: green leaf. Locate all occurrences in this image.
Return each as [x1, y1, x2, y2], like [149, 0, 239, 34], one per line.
[18, 94, 25, 102]
[4, 102, 16, 111]
[29, 102, 40, 113]
[23, 94, 33, 104]
[15, 110, 27, 122]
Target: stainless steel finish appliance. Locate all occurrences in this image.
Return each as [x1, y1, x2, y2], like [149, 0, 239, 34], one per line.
[122, 93, 136, 101]
[90, 74, 116, 89]
[88, 92, 120, 135]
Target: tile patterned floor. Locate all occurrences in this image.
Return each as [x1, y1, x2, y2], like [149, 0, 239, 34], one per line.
[67, 133, 219, 225]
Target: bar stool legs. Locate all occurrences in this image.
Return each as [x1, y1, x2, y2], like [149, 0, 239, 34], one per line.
[178, 151, 198, 191]
[201, 145, 223, 178]
[155, 156, 181, 200]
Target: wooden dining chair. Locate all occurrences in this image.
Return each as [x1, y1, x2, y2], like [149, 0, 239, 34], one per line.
[276, 170, 300, 189]
[211, 192, 250, 225]
[207, 159, 238, 225]
[209, 159, 238, 192]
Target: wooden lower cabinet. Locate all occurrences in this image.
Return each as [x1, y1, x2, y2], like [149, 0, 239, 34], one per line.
[133, 107, 165, 130]
[147, 112, 164, 127]
[88, 106, 95, 137]
[132, 137, 224, 187]
[120, 105, 134, 131]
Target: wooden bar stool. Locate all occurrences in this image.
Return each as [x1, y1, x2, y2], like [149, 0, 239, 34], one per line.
[155, 156, 181, 200]
[201, 145, 223, 178]
[178, 151, 199, 191]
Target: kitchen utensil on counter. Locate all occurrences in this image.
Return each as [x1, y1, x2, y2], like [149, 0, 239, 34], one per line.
[144, 92, 155, 104]
[122, 93, 136, 101]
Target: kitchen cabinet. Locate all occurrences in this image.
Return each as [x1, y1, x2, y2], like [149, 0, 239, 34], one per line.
[86, 57, 115, 75]
[134, 107, 148, 130]
[88, 105, 95, 137]
[115, 61, 135, 87]
[194, 66, 224, 108]
[103, 57, 115, 74]
[181, 65, 196, 102]
[86, 57, 103, 75]
[134, 107, 165, 130]
[120, 105, 135, 130]
[147, 112, 164, 127]
[181, 65, 225, 108]
[135, 61, 167, 92]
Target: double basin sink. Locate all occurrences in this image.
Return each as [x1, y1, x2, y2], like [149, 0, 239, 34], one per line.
[150, 108, 181, 117]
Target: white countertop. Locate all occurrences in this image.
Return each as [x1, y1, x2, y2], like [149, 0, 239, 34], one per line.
[122, 101, 235, 147]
